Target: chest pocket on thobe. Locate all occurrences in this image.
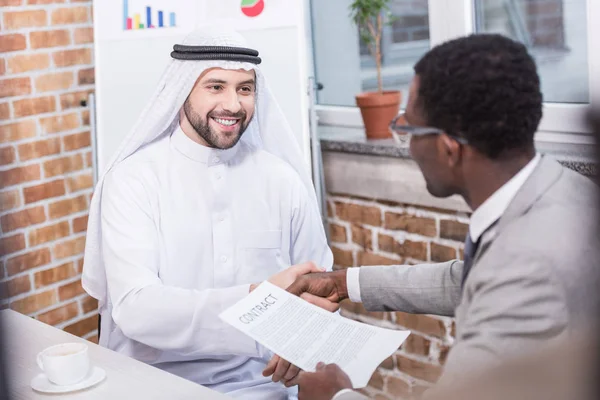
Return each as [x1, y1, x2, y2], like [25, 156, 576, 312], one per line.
[238, 230, 286, 281]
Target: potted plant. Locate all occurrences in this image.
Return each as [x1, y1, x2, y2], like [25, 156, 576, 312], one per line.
[350, 0, 401, 139]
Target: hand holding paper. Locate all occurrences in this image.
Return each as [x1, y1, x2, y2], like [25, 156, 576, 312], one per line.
[219, 281, 410, 388]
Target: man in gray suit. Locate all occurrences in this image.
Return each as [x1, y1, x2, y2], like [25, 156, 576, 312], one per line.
[267, 34, 599, 399]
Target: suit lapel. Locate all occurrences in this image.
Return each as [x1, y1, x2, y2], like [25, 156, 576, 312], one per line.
[473, 156, 564, 263]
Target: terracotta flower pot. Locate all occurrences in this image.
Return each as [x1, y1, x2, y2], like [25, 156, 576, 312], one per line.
[355, 91, 402, 139]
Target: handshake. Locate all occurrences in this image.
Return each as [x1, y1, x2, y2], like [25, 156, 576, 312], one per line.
[253, 262, 355, 400]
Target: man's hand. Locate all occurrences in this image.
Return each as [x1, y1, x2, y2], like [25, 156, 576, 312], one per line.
[250, 262, 324, 292]
[286, 269, 349, 303]
[262, 355, 300, 386]
[289, 363, 352, 400]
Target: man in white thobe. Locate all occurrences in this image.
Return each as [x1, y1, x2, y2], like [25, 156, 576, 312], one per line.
[82, 29, 333, 399]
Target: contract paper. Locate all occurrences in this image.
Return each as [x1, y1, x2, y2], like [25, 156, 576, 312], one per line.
[219, 282, 410, 388]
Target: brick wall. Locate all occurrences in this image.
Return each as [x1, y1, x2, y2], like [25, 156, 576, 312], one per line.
[327, 193, 469, 399]
[0, 0, 97, 342]
[374, 0, 566, 49]
[525, 0, 565, 47]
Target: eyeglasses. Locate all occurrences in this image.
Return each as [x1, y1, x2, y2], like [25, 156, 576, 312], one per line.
[389, 113, 469, 145]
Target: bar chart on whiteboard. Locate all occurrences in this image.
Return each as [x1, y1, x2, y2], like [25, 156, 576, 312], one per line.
[122, 0, 177, 31]
[94, 0, 197, 40]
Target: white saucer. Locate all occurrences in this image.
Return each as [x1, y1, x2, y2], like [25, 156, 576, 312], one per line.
[31, 366, 106, 394]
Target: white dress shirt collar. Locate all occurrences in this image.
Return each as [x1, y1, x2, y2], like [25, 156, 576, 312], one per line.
[170, 125, 240, 165]
[469, 153, 541, 242]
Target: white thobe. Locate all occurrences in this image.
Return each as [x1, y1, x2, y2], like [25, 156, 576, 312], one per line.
[99, 126, 333, 399]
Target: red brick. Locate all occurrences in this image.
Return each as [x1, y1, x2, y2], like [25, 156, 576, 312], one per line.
[29, 221, 70, 246]
[59, 90, 91, 110]
[0, 34, 27, 53]
[86, 334, 98, 344]
[18, 138, 61, 163]
[384, 212, 437, 237]
[397, 240, 428, 260]
[438, 344, 450, 365]
[53, 48, 92, 67]
[0, 146, 16, 166]
[53, 236, 85, 259]
[30, 30, 71, 49]
[78, 68, 94, 85]
[48, 194, 87, 219]
[40, 113, 80, 134]
[43, 154, 84, 177]
[357, 251, 399, 266]
[67, 173, 92, 193]
[381, 356, 395, 370]
[430, 242, 457, 262]
[351, 225, 373, 250]
[331, 246, 353, 267]
[367, 370, 384, 390]
[63, 131, 90, 151]
[527, 1, 561, 15]
[0, 119, 36, 143]
[81, 295, 97, 313]
[327, 201, 333, 217]
[34, 262, 75, 288]
[72, 214, 88, 233]
[0, 189, 21, 212]
[10, 289, 57, 314]
[386, 376, 411, 397]
[0, 103, 9, 120]
[0, 0, 23, 6]
[23, 179, 65, 204]
[378, 234, 428, 260]
[329, 223, 347, 243]
[51, 7, 89, 25]
[35, 71, 74, 93]
[13, 96, 56, 117]
[3, 10, 47, 30]
[395, 355, 442, 383]
[0, 59, 5, 76]
[7, 54, 51, 74]
[0, 164, 41, 187]
[335, 201, 381, 226]
[0, 205, 45, 232]
[0, 77, 31, 98]
[0, 233, 25, 257]
[6, 247, 51, 276]
[341, 300, 388, 320]
[0, 275, 31, 299]
[58, 279, 84, 301]
[64, 314, 96, 337]
[84, 151, 92, 167]
[395, 312, 446, 338]
[74, 27, 93, 44]
[402, 334, 431, 356]
[377, 233, 395, 253]
[28, 0, 66, 4]
[440, 220, 469, 242]
[37, 301, 79, 326]
[82, 110, 90, 126]
[76, 258, 84, 273]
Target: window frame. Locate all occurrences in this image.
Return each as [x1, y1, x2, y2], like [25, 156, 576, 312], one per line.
[315, 0, 598, 144]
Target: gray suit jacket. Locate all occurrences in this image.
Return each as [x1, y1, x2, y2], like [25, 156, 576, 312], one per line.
[358, 156, 599, 386]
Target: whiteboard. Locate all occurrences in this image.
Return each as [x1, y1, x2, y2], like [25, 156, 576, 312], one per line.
[92, 0, 312, 175]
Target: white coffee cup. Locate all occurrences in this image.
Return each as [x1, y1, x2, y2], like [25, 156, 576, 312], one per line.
[36, 342, 90, 386]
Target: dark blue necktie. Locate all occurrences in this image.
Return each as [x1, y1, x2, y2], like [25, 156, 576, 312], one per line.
[461, 233, 478, 289]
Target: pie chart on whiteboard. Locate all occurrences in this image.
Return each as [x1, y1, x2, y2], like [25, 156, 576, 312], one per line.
[241, 0, 265, 17]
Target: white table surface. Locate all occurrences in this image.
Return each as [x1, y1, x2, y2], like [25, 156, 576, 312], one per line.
[2, 310, 231, 399]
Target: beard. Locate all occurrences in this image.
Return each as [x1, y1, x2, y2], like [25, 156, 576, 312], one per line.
[183, 99, 253, 150]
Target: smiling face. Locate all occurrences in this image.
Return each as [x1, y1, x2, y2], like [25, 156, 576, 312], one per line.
[182, 67, 256, 149]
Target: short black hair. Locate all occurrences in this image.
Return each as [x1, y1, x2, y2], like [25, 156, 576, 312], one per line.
[414, 34, 542, 159]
